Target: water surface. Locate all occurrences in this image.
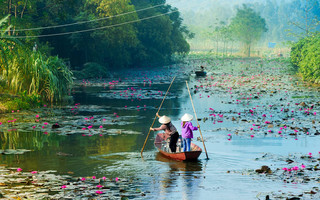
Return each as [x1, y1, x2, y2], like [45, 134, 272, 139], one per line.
[1, 61, 320, 199]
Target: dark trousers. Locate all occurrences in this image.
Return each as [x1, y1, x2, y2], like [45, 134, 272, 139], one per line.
[169, 132, 179, 153]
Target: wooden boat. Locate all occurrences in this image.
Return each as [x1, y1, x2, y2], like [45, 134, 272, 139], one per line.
[195, 71, 207, 76]
[155, 152, 203, 171]
[154, 133, 202, 161]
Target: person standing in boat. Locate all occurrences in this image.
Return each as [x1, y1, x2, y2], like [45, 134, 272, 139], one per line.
[150, 113, 179, 153]
[181, 113, 199, 152]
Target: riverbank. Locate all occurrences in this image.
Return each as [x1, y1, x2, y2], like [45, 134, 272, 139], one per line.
[0, 92, 41, 114]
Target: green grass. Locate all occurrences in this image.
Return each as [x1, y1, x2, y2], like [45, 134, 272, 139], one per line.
[0, 91, 43, 113]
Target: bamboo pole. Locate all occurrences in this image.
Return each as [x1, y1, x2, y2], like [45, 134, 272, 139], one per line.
[140, 76, 176, 156]
[186, 81, 209, 159]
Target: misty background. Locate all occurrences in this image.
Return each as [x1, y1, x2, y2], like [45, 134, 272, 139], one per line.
[167, 0, 320, 51]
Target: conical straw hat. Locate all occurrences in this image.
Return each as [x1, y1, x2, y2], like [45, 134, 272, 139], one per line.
[181, 113, 193, 121]
[159, 115, 171, 124]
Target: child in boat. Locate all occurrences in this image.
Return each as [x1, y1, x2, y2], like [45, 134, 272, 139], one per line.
[181, 113, 199, 152]
[150, 113, 179, 153]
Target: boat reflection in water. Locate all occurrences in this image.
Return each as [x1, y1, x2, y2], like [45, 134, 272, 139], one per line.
[155, 152, 204, 200]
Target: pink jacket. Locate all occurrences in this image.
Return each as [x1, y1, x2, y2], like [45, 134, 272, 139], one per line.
[181, 121, 198, 138]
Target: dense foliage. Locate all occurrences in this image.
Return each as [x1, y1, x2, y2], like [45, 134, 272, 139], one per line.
[0, 0, 190, 108]
[0, 15, 73, 104]
[0, 0, 191, 70]
[291, 33, 320, 83]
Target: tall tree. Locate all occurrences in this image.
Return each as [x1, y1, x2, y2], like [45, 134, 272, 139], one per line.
[229, 4, 267, 57]
[73, 0, 139, 68]
[132, 0, 191, 65]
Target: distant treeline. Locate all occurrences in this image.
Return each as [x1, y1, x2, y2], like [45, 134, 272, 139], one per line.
[0, 0, 192, 70]
[178, 0, 320, 49]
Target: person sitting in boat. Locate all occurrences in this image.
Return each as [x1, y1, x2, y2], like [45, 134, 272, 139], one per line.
[181, 113, 199, 152]
[150, 113, 179, 153]
[200, 65, 205, 71]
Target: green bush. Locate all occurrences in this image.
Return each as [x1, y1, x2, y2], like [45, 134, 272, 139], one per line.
[81, 62, 110, 79]
[3, 51, 73, 103]
[0, 91, 42, 113]
[290, 33, 320, 83]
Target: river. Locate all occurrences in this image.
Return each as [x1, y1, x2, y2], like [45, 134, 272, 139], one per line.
[1, 58, 320, 199]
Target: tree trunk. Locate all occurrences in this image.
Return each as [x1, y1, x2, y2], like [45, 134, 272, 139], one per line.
[231, 42, 233, 55]
[7, 0, 12, 35]
[21, 0, 28, 18]
[216, 41, 219, 55]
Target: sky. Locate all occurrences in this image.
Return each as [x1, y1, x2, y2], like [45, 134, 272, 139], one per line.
[166, 0, 292, 11]
[166, 0, 263, 11]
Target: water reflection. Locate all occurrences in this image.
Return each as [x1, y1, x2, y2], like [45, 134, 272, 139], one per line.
[155, 153, 203, 200]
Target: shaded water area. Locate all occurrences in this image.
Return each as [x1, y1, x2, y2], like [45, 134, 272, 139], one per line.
[1, 58, 320, 199]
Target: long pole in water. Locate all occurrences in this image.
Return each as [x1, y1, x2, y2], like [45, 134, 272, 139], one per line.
[186, 81, 209, 159]
[140, 76, 176, 157]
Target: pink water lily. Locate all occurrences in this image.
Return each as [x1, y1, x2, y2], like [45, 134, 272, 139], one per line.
[17, 168, 22, 172]
[292, 166, 299, 171]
